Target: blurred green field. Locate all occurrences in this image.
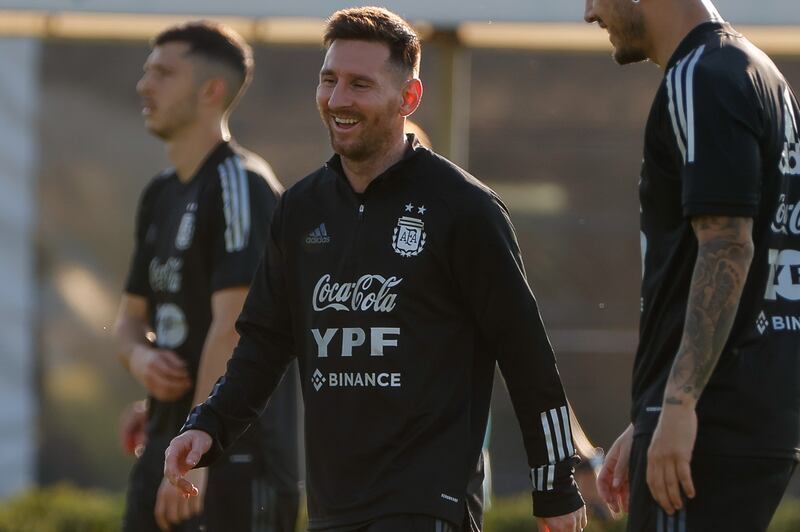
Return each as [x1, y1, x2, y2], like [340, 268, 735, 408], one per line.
[2, 485, 800, 531]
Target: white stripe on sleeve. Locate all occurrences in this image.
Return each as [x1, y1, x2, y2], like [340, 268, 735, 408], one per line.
[686, 45, 706, 163]
[549, 408, 566, 461]
[541, 411, 556, 464]
[666, 67, 688, 162]
[560, 405, 575, 456]
[234, 156, 251, 249]
[218, 162, 235, 252]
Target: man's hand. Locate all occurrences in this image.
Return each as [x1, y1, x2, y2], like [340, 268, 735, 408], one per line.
[647, 404, 697, 514]
[154, 468, 207, 531]
[596, 423, 633, 514]
[118, 400, 148, 456]
[164, 430, 212, 497]
[536, 506, 588, 532]
[129, 344, 192, 401]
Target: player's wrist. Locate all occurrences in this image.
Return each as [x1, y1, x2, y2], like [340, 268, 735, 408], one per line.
[661, 390, 697, 411]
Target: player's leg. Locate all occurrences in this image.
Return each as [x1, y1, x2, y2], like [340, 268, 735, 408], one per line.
[122, 440, 166, 532]
[204, 428, 299, 532]
[627, 434, 659, 532]
[274, 490, 300, 532]
[682, 453, 796, 531]
[628, 434, 796, 531]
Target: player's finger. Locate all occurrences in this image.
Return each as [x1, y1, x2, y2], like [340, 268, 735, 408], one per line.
[178, 494, 192, 522]
[185, 440, 206, 468]
[189, 488, 203, 515]
[647, 459, 674, 514]
[620, 480, 631, 513]
[164, 438, 192, 482]
[165, 492, 180, 525]
[147, 372, 185, 399]
[580, 506, 588, 529]
[597, 460, 619, 511]
[677, 458, 695, 499]
[154, 491, 169, 531]
[664, 461, 684, 511]
[152, 357, 191, 381]
[157, 349, 188, 370]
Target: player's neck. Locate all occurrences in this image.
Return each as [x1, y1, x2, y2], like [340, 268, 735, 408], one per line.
[166, 121, 227, 182]
[341, 132, 408, 194]
[649, 1, 720, 68]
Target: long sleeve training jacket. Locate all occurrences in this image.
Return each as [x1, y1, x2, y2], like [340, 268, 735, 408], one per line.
[184, 137, 583, 527]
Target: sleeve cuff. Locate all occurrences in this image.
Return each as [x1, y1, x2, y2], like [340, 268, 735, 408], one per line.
[180, 405, 225, 468]
[531, 488, 585, 518]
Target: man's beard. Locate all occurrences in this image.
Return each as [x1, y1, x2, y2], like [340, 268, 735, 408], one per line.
[612, 6, 648, 65]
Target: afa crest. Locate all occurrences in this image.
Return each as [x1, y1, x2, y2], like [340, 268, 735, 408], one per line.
[175, 212, 196, 250]
[392, 216, 426, 257]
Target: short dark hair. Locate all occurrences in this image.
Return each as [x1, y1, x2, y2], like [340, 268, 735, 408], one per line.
[324, 7, 421, 77]
[154, 20, 253, 107]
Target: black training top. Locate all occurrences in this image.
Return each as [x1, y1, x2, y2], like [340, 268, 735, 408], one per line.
[635, 21, 800, 459]
[183, 136, 584, 526]
[125, 141, 299, 491]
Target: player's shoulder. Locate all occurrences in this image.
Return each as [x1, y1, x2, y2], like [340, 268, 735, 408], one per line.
[415, 147, 504, 216]
[225, 144, 284, 196]
[687, 29, 777, 89]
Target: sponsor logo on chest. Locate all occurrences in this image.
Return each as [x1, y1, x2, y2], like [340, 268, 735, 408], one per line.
[313, 274, 402, 312]
[149, 257, 183, 293]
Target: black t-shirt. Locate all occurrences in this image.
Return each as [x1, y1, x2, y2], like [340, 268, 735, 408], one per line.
[125, 141, 299, 491]
[183, 137, 584, 526]
[635, 22, 800, 459]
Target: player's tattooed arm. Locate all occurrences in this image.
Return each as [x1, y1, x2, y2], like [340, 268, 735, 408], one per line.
[664, 215, 754, 407]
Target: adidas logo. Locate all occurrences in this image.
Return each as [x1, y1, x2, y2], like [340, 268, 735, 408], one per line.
[305, 223, 331, 245]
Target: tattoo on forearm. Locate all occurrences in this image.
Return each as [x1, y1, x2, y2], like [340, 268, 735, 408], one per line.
[666, 216, 754, 403]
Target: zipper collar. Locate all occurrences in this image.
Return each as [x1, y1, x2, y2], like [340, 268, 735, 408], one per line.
[325, 133, 426, 194]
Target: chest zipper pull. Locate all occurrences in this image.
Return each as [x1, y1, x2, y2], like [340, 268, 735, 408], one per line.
[358, 204, 365, 220]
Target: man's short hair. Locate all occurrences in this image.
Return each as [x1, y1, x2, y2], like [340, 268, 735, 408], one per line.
[324, 7, 421, 78]
[154, 20, 254, 108]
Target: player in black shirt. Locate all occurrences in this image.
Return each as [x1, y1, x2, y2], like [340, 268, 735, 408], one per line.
[164, 7, 587, 532]
[114, 21, 298, 531]
[585, 1, 800, 530]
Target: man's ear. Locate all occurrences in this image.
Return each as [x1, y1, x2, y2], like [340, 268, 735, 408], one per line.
[199, 77, 228, 108]
[400, 78, 423, 118]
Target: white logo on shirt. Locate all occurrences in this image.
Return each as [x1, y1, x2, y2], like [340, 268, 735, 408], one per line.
[305, 223, 331, 245]
[175, 211, 195, 250]
[312, 274, 402, 312]
[155, 303, 188, 348]
[769, 194, 800, 235]
[765, 248, 800, 300]
[311, 369, 326, 391]
[756, 311, 770, 334]
[393, 216, 426, 257]
[310, 369, 402, 391]
[779, 86, 800, 177]
[149, 258, 183, 293]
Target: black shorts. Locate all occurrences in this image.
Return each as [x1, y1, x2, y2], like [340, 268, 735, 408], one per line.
[123, 436, 298, 532]
[628, 434, 796, 532]
[321, 514, 460, 532]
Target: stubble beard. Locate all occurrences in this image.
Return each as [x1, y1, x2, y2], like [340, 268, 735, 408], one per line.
[147, 93, 199, 141]
[612, 4, 648, 65]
